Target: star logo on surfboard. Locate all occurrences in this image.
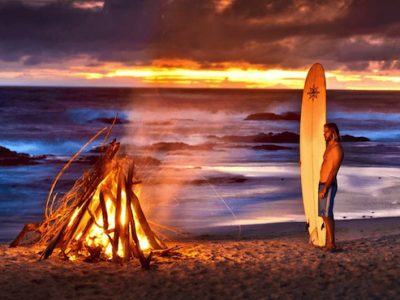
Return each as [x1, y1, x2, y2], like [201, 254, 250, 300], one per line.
[307, 84, 320, 101]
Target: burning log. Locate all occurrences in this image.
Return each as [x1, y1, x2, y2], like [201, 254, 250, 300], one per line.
[11, 119, 167, 269]
[99, 191, 109, 230]
[112, 169, 122, 263]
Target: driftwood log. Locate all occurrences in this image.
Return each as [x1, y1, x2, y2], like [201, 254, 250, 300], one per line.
[9, 222, 42, 248]
[125, 161, 152, 269]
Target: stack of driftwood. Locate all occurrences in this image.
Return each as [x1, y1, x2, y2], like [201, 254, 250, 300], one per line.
[11, 119, 167, 269]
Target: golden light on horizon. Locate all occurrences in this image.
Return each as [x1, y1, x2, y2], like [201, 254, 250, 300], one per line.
[75, 66, 311, 89]
[347, 86, 400, 91]
[365, 75, 400, 83]
[73, 64, 372, 89]
[2, 58, 400, 90]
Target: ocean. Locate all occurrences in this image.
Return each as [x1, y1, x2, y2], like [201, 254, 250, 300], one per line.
[1, 86, 400, 242]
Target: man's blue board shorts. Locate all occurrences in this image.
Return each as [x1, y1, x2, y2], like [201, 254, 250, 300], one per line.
[318, 182, 337, 218]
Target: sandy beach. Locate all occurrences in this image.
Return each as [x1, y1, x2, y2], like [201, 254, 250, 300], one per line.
[1, 217, 400, 300]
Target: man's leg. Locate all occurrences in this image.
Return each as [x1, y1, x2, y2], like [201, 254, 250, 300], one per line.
[325, 217, 335, 248]
[323, 184, 337, 249]
[322, 216, 330, 246]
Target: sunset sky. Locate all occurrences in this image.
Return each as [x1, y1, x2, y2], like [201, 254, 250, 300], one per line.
[1, 0, 400, 89]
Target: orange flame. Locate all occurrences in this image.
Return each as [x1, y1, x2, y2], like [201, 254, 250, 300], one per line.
[67, 169, 150, 259]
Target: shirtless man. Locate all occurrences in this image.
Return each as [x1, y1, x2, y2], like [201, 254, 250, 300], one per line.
[318, 123, 344, 250]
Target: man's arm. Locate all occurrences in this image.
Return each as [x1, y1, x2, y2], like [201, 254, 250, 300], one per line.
[319, 146, 343, 198]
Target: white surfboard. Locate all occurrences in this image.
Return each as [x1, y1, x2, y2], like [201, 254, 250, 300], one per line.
[300, 63, 327, 246]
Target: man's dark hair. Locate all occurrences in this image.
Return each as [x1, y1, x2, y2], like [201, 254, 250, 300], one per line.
[324, 123, 341, 142]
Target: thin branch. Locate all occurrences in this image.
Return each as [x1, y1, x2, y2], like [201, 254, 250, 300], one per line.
[44, 127, 108, 219]
[101, 113, 118, 151]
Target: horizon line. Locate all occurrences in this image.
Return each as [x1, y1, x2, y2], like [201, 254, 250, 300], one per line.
[1, 84, 400, 92]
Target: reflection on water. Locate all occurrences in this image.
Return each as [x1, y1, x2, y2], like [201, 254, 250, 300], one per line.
[214, 215, 301, 227]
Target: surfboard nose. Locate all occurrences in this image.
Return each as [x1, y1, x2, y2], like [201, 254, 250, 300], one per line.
[310, 63, 325, 72]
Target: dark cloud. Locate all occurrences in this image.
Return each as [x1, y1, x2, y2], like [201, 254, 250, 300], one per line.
[0, 0, 166, 64]
[338, 0, 400, 37]
[1, 0, 400, 70]
[341, 62, 370, 72]
[335, 38, 400, 63]
[159, 0, 400, 68]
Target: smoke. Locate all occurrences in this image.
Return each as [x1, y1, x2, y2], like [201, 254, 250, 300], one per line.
[121, 92, 244, 234]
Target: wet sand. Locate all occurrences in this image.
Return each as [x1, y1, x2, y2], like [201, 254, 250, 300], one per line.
[1, 217, 400, 300]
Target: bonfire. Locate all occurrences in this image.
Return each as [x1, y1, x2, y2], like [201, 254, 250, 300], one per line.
[11, 117, 167, 269]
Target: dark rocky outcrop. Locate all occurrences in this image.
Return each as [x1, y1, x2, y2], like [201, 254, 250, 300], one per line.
[221, 132, 299, 143]
[245, 112, 300, 121]
[86, 117, 131, 125]
[147, 142, 215, 152]
[252, 145, 293, 151]
[132, 156, 161, 166]
[145, 121, 174, 126]
[341, 135, 370, 142]
[215, 132, 370, 144]
[0, 146, 46, 166]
